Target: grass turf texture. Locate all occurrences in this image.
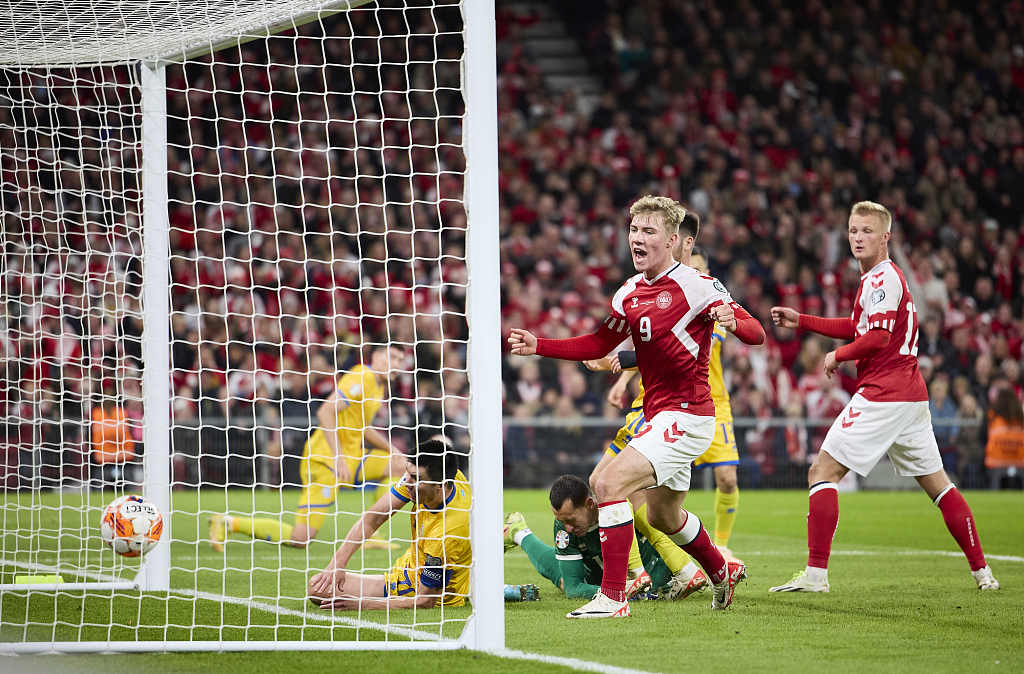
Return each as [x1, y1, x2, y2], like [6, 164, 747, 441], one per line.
[2, 488, 1022, 673]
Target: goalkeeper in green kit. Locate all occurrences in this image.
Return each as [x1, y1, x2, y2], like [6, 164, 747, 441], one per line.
[504, 475, 677, 599]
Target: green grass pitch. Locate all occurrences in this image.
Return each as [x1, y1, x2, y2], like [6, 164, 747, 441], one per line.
[2, 488, 1022, 673]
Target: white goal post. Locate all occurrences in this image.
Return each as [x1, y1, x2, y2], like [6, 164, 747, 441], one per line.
[0, 0, 501, 653]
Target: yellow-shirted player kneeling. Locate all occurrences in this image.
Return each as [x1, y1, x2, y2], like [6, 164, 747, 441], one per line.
[209, 345, 408, 549]
[307, 439, 471, 609]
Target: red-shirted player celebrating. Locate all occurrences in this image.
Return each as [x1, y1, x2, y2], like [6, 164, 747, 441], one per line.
[509, 196, 766, 618]
[768, 201, 1000, 593]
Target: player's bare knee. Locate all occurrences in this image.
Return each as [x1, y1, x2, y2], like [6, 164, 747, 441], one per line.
[716, 470, 738, 492]
[644, 507, 676, 533]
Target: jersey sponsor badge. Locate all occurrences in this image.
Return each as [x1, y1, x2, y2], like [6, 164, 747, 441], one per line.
[555, 529, 570, 549]
[631, 297, 639, 308]
[321, 486, 333, 499]
[656, 290, 672, 309]
[713, 280, 727, 293]
[870, 289, 885, 305]
[349, 383, 362, 397]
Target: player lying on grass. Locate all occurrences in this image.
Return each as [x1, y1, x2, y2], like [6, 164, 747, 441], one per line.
[588, 242, 743, 596]
[510, 195, 766, 618]
[768, 201, 999, 593]
[307, 439, 472, 609]
[504, 475, 708, 601]
[210, 345, 407, 550]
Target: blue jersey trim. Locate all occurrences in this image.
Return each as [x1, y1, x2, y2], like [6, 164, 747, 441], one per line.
[390, 486, 411, 503]
[712, 333, 726, 343]
[694, 460, 740, 469]
[607, 443, 622, 455]
[297, 502, 335, 509]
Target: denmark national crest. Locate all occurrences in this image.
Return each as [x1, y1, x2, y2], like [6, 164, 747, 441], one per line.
[555, 529, 570, 549]
[656, 290, 673, 309]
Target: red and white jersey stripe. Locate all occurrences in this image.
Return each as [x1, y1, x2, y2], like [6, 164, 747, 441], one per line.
[851, 259, 928, 402]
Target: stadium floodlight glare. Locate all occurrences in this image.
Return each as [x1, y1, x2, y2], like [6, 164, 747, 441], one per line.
[0, 0, 501, 653]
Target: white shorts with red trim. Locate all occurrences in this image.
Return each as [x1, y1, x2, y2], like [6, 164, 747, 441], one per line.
[820, 393, 942, 477]
[628, 411, 715, 491]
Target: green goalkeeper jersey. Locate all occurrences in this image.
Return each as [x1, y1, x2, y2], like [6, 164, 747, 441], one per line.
[552, 519, 669, 597]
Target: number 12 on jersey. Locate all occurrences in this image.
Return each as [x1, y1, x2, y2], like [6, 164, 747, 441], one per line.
[899, 301, 919, 356]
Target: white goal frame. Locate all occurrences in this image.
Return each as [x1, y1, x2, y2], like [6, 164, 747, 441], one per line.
[0, 0, 502, 654]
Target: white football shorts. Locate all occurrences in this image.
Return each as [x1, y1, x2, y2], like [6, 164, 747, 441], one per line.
[820, 393, 942, 477]
[628, 410, 715, 491]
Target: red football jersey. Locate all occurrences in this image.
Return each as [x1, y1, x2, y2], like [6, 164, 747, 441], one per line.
[604, 262, 734, 418]
[850, 260, 928, 402]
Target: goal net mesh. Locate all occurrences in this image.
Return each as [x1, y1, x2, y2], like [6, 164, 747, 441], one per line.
[1, 0, 477, 646]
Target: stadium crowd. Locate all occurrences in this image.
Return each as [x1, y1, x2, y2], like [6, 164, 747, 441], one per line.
[1, 0, 1022, 489]
[497, 0, 1024, 487]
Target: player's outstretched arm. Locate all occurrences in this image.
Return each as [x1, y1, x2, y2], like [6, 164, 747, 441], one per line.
[308, 489, 406, 597]
[772, 305, 856, 340]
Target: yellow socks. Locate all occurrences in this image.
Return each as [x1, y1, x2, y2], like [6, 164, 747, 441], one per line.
[627, 510, 644, 575]
[714, 488, 739, 547]
[635, 503, 690, 575]
[232, 516, 294, 544]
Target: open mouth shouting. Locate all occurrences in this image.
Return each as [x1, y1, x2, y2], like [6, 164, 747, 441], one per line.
[632, 246, 648, 266]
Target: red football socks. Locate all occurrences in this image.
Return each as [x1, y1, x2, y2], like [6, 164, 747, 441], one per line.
[934, 485, 987, 571]
[807, 481, 839, 569]
[597, 500, 633, 602]
[667, 510, 727, 585]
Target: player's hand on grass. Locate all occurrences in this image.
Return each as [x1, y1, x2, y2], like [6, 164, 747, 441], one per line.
[308, 568, 346, 600]
[823, 350, 839, 378]
[770, 306, 799, 328]
[318, 597, 359, 611]
[710, 303, 736, 331]
[508, 328, 537, 356]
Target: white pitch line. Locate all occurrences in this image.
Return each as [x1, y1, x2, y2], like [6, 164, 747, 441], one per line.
[487, 648, 654, 674]
[0, 558, 445, 642]
[739, 549, 1024, 563]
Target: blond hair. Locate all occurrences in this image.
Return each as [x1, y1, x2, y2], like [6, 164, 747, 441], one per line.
[849, 200, 892, 232]
[629, 195, 687, 236]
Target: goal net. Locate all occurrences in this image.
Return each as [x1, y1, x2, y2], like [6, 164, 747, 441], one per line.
[0, 0, 502, 653]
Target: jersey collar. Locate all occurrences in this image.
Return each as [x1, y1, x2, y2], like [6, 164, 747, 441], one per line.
[860, 258, 891, 279]
[642, 262, 680, 285]
[422, 483, 457, 511]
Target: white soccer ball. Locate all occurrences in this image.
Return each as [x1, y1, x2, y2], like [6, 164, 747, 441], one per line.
[100, 494, 164, 557]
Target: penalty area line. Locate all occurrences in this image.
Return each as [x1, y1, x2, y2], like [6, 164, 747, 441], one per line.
[486, 648, 654, 674]
[0, 558, 447, 643]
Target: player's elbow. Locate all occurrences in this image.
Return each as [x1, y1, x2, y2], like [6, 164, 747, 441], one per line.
[415, 592, 440, 608]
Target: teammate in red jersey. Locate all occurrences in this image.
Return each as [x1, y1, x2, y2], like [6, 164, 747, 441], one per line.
[509, 195, 766, 618]
[768, 200, 1000, 593]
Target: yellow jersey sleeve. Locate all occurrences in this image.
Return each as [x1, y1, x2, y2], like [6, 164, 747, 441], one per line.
[709, 323, 732, 418]
[630, 379, 645, 411]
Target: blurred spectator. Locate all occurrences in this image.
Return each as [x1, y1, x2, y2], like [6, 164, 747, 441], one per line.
[955, 394, 986, 490]
[985, 387, 1024, 489]
[928, 376, 959, 477]
[90, 384, 137, 488]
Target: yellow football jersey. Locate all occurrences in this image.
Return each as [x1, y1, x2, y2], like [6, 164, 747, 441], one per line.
[709, 323, 732, 422]
[389, 469, 472, 606]
[304, 364, 383, 466]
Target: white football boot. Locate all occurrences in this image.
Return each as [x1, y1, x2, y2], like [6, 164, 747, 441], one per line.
[624, 569, 653, 599]
[566, 591, 631, 619]
[972, 565, 1000, 590]
[663, 564, 708, 600]
[711, 560, 747, 610]
[769, 568, 830, 593]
